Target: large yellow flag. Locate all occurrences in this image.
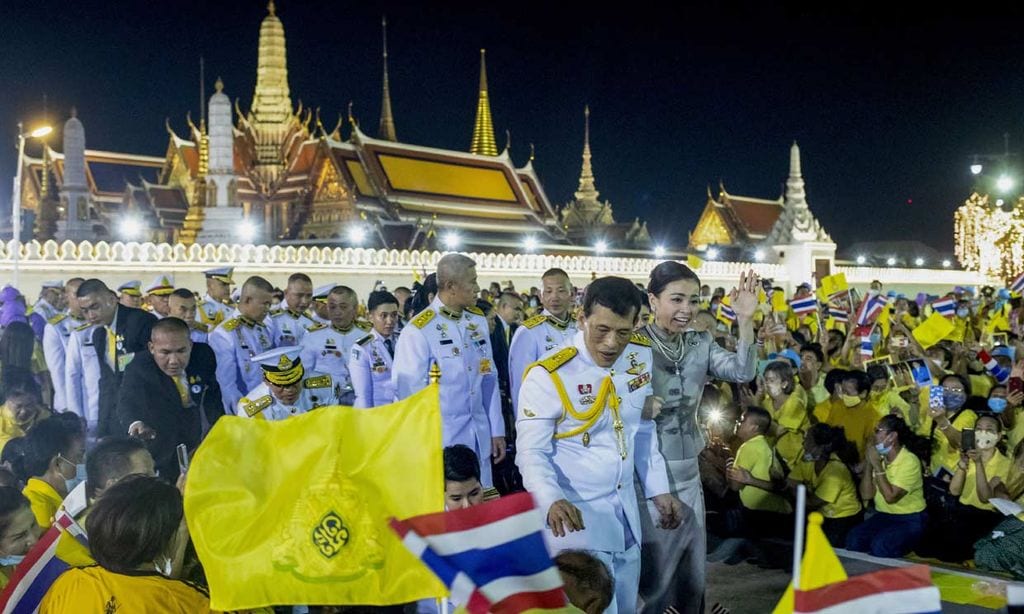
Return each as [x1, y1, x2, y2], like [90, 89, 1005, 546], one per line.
[185, 385, 447, 610]
[772, 513, 847, 614]
[913, 313, 956, 349]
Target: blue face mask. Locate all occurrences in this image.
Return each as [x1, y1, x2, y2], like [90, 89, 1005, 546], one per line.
[870, 332, 882, 347]
[988, 397, 1008, 414]
[956, 308, 970, 319]
[944, 390, 967, 411]
[875, 442, 892, 455]
[58, 455, 86, 494]
[0, 554, 24, 566]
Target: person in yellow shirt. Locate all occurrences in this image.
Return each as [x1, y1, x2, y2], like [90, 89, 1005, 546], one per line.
[798, 344, 830, 408]
[761, 361, 809, 467]
[813, 369, 876, 461]
[990, 384, 1024, 451]
[788, 423, 862, 547]
[727, 407, 792, 537]
[40, 475, 211, 613]
[847, 414, 927, 557]
[923, 374, 977, 475]
[18, 415, 84, 529]
[0, 486, 39, 591]
[0, 384, 51, 456]
[931, 415, 1012, 562]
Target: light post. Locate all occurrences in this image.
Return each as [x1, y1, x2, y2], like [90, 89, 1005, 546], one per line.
[11, 122, 53, 288]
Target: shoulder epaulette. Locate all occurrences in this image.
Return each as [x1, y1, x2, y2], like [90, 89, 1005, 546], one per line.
[306, 322, 327, 332]
[47, 313, 67, 326]
[303, 375, 332, 389]
[412, 309, 435, 329]
[536, 347, 578, 372]
[630, 332, 651, 347]
[221, 317, 241, 332]
[242, 395, 272, 418]
[269, 308, 284, 317]
[523, 315, 547, 329]
[356, 321, 372, 331]
[356, 334, 374, 346]
[466, 305, 484, 316]
[193, 322, 209, 333]
[74, 322, 92, 331]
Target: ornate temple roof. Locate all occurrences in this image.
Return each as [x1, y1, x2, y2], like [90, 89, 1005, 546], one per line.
[689, 185, 784, 249]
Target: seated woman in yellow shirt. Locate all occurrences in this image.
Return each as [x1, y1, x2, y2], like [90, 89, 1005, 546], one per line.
[761, 361, 809, 468]
[0, 486, 40, 591]
[924, 374, 977, 476]
[40, 475, 211, 613]
[813, 369, 876, 462]
[847, 414, 927, 558]
[0, 383, 51, 457]
[727, 407, 792, 538]
[18, 415, 85, 529]
[788, 423, 862, 547]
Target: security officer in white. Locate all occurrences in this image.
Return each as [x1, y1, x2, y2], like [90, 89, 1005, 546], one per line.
[309, 283, 335, 326]
[238, 346, 342, 420]
[301, 285, 368, 405]
[32, 280, 63, 322]
[349, 290, 400, 408]
[117, 280, 143, 309]
[508, 267, 578, 410]
[209, 276, 277, 413]
[271, 273, 316, 346]
[516, 276, 682, 614]
[393, 253, 505, 486]
[198, 267, 234, 329]
[64, 319, 101, 438]
[43, 277, 85, 412]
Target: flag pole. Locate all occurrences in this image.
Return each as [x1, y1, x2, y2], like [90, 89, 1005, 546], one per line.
[792, 484, 807, 590]
[440, 599, 449, 614]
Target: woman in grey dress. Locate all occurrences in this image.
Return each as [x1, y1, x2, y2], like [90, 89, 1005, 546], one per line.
[637, 262, 775, 614]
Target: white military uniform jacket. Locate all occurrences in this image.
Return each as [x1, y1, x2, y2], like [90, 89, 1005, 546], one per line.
[198, 295, 232, 329]
[32, 298, 60, 323]
[300, 322, 370, 404]
[271, 308, 316, 346]
[349, 329, 397, 408]
[42, 313, 85, 412]
[516, 331, 670, 553]
[208, 313, 276, 413]
[237, 371, 341, 421]
[508, 311, 578, 411]
[392, 297, 503, 486]
[64, 322, 102, 433]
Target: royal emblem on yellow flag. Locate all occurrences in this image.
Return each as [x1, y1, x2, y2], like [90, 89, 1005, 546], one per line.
[184, 385, 446, 610]
[817, 273, 849, 301]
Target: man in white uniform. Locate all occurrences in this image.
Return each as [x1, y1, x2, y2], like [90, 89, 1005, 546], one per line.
[508, 268, 578, 409]
[198, 267, 234, 329]
[238, 346, 341, 420]
[209, 276, 277, 413]
[271, 273, 316, 346]
[516, 276, 682, 613]
[349, 290, 400, 408]
[392, 253, 505, 486]
[301, 286, 368, 405]
[43, 278, 85, 412]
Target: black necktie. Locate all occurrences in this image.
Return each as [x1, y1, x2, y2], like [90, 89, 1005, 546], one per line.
[384, 338, 395, 358]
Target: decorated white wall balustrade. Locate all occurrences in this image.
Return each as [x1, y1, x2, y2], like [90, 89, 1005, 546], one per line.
[0, 240, 996, 299]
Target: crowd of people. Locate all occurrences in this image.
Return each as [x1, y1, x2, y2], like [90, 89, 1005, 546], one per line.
[0, 257, 1022, 612]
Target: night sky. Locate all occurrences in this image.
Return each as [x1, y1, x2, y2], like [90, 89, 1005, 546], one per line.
[3, 2, 1024, 253]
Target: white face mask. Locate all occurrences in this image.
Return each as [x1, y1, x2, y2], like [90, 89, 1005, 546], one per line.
[766, 382, 784, 398]
[975, 431, 1000, 451]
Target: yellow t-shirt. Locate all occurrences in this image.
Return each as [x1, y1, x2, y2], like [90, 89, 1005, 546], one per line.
[763, 386, 809, 467]
[790, 454, 861, 519]
[0, 404, 51, 457]
[871, 389, 911, 421]
[1007, 407, 1024, 452]
[925, 409, 978, 474]
[23, 478, 62, 529]
[813, 398, 876, 461]
[959, 451, 1012, 511]
[968, 374, 994, 400]
[734, 435, 792, 514]
[876, 447, 926, 514]
[39, 566, 211, 613]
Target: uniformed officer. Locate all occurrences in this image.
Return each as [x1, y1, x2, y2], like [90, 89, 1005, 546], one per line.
[32, 280, 63, 322]
[309, 283, 335, 326]
[271, 273, 316, 346]
[145, 275, 175, 318]
[167, 288, 210, 344]
[43, 278, 86, 412]
[508, 267, 578, 409]
[64, 319, 101, 438]
[198, 267, 234, 329]
[392, 253, 504, 486]
[349, 290, 400, 408]
[209, 276, 277, 413]
[515, 276, 682, 614]
[117, 281, 143, 309]
[300, 285, 369, 405]
[238, 346, 342, 420]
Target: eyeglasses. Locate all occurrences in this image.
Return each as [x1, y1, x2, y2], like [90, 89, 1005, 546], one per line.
[874, 427, 891, 434]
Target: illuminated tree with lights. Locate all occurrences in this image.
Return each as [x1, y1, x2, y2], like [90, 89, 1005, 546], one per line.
[955, 192, 1024, 280]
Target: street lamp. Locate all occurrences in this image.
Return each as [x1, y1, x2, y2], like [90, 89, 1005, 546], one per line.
[347, 224, 366, 246]
[856, 255, 866, 265]
[523, 236, 538, 252]
[654, 245, 665, 258]
[11, 122, 53, 288]
[594, 240, 607, 255]
[443, 232, 461, 250]
[997, 174, 1015, 193]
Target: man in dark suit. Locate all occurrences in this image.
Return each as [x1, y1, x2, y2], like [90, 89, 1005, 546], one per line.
[76, 279, 157, 438]
[489, 291, 524, 494]
[116, 317, 223, 480]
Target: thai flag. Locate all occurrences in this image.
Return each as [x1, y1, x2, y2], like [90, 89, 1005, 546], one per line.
[1010, 272, 1024, 295]
[829, 308, 849, 324]
[790, 297, 818, 316]
[389, 492, 567, 613]
[717, 303, 736, 325]
[931, 297, 956, 319]
[860, 336, 874, 358]
[977, 349, 1011, 385]
[794, 564, 941, 614]
[859, 294, 889, 326]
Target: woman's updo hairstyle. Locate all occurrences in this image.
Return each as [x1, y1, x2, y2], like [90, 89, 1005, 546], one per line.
[647, 261, 701, 297]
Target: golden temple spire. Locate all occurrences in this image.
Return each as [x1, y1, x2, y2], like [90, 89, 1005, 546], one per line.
[469, 49, 497, 156]
[378, 16, 397, 142]
[248, 0, 294, 185]
[574, 105, 599, 202]
[267, 0, 276, 16]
